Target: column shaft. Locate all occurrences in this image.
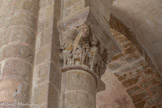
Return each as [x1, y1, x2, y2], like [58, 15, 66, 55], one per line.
[59, 0, 107, 108]
[30, 0, 62, 108]
[61, 70, 96, 108]
[0, 0, 39, 107]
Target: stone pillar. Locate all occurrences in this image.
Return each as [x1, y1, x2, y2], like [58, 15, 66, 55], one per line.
[58, 7, 107, 108]
[0, 0, 39, 107]
[61, 69, 97, 108]
[30, 0, 62, 108]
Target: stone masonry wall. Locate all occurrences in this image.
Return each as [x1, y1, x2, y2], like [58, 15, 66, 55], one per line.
[61, 0, 85, 18]
[96, 68, 136, 108]
[0, 0, 39, 107]
[31, 0, 62, 108]
[108, 29, 162, 108]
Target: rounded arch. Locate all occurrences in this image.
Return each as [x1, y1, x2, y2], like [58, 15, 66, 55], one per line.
[110, 0, 162, 77]
[97, 29, 162, 108]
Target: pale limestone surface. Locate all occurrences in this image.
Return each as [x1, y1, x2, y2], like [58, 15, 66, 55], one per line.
[59, 1, 108, 108]
[112, 0, 162, 77]
[0, 0, 39, 107]
[97, 69, 135, 108]
[0, 0, 124, 108]
[31, 0, 62, 108]
[61, 70, 96, 108]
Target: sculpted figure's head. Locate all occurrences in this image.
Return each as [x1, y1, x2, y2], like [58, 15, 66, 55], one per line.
[78, 24, 90, 38]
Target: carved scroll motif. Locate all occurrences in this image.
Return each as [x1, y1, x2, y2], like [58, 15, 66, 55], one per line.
[60, 24, 107, 77]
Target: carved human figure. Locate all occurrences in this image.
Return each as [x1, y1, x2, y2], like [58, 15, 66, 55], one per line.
[61, 28, 77, 51]
[73, 47, 82, 65]
[60, 24, 107, 76]
[73, 24, 90, 51]
[61, 28, 77, 66]
[82, 44, 90, 65]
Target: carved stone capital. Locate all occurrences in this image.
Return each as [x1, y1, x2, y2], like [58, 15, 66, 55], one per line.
[58, 6, 108, 92]
[58, 23, 107, 77]
[58, 7, 108, 78]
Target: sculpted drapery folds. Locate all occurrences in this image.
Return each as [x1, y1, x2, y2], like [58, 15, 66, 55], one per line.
[59, 24, 108, 77]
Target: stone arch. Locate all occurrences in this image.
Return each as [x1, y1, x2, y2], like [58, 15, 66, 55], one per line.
[110, 0, 162, 78]
[97, 28, 162, 108]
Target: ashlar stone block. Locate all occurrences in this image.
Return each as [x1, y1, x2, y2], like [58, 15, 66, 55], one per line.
[32, 83, 49, 105]
[10, 26, 35, 47]
[64, 91, 95, 108]
[2, 59, 32, 84]
[63, 70, 96, 94]
[0, 44, 34, 63]
[35, 45, 51, 65]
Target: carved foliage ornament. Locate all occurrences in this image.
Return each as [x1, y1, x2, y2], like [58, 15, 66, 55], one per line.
[60, 24, 107, 77]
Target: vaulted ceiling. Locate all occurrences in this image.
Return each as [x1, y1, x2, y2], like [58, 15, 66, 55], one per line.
[111, 0, 162, 76]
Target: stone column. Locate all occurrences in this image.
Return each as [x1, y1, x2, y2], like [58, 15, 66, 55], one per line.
[61, 69, 97, 108]
[58, 7, 107, 108]
[30, 0, 62, 108]
[0, 0, 39, 107]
